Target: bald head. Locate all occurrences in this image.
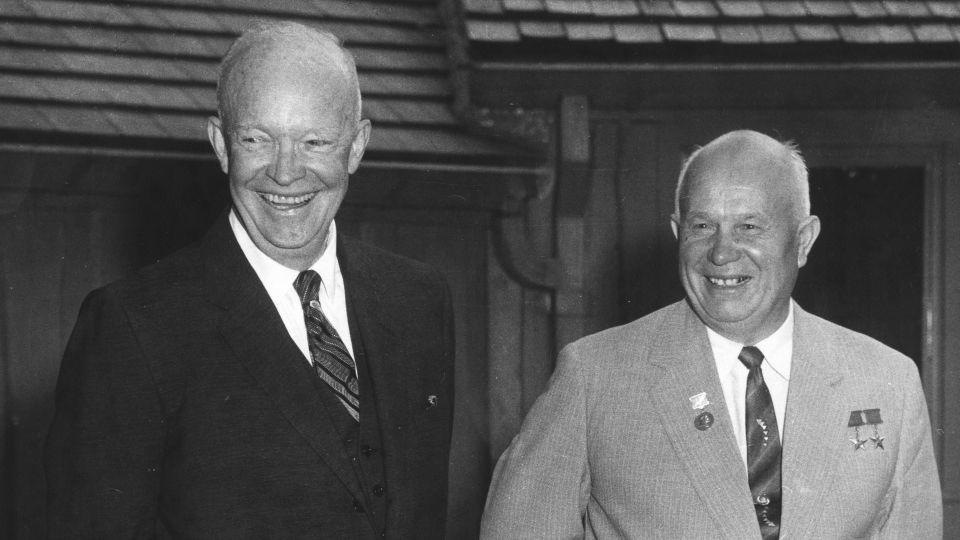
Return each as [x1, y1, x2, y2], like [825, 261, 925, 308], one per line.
[216, 21, 362, 131]
[670, 130, 821, 344]
[674, 130, 810, 223]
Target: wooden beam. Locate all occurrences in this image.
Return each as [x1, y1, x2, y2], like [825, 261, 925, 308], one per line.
[557, 95, 591, 217]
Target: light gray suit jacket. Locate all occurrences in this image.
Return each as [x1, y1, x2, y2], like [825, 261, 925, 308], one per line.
[481, 300, 941, 539]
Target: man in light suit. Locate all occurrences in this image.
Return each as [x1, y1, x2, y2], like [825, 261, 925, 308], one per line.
[45, 22, 454, 538]
[481, 130, 941, 538]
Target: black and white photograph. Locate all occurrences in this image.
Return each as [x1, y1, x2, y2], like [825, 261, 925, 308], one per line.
[0, 1, 955, 538]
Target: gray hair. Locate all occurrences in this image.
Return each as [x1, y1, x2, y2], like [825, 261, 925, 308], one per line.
[673, 131, 810, 218]
[216, 20, 362, 128]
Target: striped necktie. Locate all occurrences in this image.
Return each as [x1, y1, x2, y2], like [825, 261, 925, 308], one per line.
[739, 345, 781, 540]
[293, 270, 360, 421]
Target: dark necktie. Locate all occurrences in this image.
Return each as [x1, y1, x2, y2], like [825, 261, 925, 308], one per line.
[293, 270, 360, 421]
[738, 345, 781, 540]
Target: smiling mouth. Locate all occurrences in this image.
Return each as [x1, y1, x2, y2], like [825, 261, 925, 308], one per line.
[707, 276, 750, 287]
[259, 192, 317, 209]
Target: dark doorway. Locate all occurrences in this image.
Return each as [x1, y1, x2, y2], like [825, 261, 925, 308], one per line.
[793, 166, 924, 368]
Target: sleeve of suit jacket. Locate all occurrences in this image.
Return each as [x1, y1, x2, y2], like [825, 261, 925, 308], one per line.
[480, 344, 591, 539]
[45, 287, 166, 538]
[878, 360, 942, 539]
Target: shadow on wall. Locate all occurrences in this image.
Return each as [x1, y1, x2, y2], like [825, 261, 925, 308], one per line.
[0, 151, 228, 538]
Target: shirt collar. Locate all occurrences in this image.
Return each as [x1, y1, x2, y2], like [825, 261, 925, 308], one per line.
[704, 301, 794, 381]
[228, 209, 338, 301]
[753, 302, 793, 380]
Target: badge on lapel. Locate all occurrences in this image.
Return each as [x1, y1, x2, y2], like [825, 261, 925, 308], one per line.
[690, 392, 714, 431]
[847, 408, 884, 451]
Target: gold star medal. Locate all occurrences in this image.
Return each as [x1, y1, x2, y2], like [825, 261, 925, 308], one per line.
[847, 410, 867, 450]
[864, 408, 884, 450]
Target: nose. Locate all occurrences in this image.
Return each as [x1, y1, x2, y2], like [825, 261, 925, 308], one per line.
[267, 139, 305, 185]
[708, 227, 741, 266]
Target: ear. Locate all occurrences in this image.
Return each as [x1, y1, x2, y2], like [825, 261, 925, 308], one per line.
[796, 215, 821, 268]
[670, 213, 680, 240]
[206, 116, 229, 174]
[347, 119, 372, 174]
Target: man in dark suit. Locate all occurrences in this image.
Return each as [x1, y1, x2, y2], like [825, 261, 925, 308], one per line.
[45, 21, 454, 538]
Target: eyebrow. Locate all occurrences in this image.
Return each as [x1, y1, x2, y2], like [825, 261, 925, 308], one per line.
[683, 210, 768, 220]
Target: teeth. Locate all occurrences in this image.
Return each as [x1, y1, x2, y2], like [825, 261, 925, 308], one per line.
[708, 276, 746, 286]
[262, 192, 315, 205]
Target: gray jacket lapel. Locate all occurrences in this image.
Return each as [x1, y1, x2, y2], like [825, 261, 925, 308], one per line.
[647, 302, 759, 540]
[780, 304, 846, 537]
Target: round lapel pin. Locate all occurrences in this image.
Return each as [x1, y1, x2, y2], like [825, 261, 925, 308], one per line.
[694, 411, 714, 431]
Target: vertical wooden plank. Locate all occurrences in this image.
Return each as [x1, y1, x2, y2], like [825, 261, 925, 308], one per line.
[0, 150, 37, 538]
[519, 289, 553, 417]
[655, 125, 686, 310]
[554, 214, 586, 349]
[582, 121, 623, 335]
[441, 215, 491, 540]
[488, 233, 524, 458]
[5, 154, 82, 540]
[518, 192, 558, 416]
[936, 143, 959, 537]
[555, 120, 623, 349]
[617, 121, 665, 322]
[7, 195, 65, 540]
[557, 95, 591, 217]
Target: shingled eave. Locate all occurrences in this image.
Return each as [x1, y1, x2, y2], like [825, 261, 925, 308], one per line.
[0, 0, 544, 177]
[462, 0, 960, 62]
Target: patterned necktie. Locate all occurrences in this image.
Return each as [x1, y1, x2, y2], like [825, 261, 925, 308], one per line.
[738, 346, 781, 540]
[293, 270, 360, 421]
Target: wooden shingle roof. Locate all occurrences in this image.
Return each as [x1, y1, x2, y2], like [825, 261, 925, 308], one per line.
[463, 0, 960, 61]
[0, 0, 537, 167]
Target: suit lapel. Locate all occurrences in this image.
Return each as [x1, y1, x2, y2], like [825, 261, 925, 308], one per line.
[647, 302, 759, 540]
[337, 238, 416, 468]
[779, 305, 846, 537]
[200, 215, 365, 502]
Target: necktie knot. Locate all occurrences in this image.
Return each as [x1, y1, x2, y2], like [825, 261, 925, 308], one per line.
[293, 270, 322, 308]
[739, 345, 765, 371]
[292, 269, 360, 422]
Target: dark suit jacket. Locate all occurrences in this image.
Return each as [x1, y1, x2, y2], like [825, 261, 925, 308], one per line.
[44, 215, 455, 539]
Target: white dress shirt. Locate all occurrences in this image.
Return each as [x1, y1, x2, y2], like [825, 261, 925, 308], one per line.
[706, 302, 794, 467]
[229, 210, 356, 374]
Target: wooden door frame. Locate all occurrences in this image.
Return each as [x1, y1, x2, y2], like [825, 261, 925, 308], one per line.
[802, 144, 946, 473]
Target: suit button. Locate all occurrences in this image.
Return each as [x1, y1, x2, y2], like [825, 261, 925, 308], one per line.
[361, 445, 378, 457]
[372, 484, 384, 496]
[353, 499, 364, 513]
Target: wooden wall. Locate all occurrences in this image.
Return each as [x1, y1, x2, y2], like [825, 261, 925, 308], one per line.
[0, 151, 228, 538]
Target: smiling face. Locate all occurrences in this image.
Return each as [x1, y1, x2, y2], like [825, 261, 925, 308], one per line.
[207, 37, 370, 270]
[671, 132, 820, 344]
